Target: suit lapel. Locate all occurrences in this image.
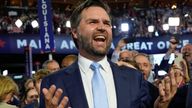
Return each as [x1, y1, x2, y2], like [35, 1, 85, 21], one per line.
[63, 61, 89, 108]
[63, 60, 133, 108]
[109, 61, 132, 108]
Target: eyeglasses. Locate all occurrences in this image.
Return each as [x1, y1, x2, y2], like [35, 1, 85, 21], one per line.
[170, 41, 178, 44]
[119, 57, 130, 62]
[28, 95, 39, 99]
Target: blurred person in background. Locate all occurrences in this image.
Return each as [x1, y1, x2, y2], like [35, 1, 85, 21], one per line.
[166, 63, 191, 108]
[111, 38, 127, 63]
[33, 69, 50, 95]
[61, 54, 78, 68]
[116, 50, 139, 70]
[111, 37, 137, 63]
[21, 69, 50, 108]
[20, 88, 38, 108]
[42, 59, 60, 73]
[20, 78, 35, 106]
[181, 43, 192, 80]
[157, 36, 179, 75]
[173, 64, 188, 88]
[118, 50, 138, 62]
[134, 53, 154, 83]
[0, 75, 19, 108]
[24, 78, 35, 90]
[111, 37, 138, 69]
[181, 43, 192, 63]
[153, 41, 192, 108]
[154, 36, 191, 86]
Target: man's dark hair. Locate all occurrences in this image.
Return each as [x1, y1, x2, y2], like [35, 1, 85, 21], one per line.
[70, 0, 111, 29]
[70, 0, 111, 48]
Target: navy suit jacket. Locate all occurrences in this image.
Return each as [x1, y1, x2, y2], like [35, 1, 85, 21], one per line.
[159, 57, 172, 72]
[167, 81, 192, 108]
[186, 81, 192, 108]
[23, 100, 39, 108]
[39, 60, 156, 108]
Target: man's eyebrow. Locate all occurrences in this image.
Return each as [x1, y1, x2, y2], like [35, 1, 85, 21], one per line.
[104, 19, 111, 23]
[85, 18, 98, 22]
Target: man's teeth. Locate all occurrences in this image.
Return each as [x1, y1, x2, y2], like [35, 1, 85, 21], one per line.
[94, 36, 105, 41]
[95, 36, 105, 39]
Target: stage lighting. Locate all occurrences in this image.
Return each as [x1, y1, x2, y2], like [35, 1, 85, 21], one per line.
[31, 20, 39, 28]
[32, 70, 36, 74]
[57, 27, 61, 33]
[184, 13, 189, 17]
[168, 17, 180, 26]
[3, 70, 8, 76]
[13, 75, 23, 79]
[113, 25, 116, 29]
[15, 19, 23, 28]
[155, 31, 159, 36]
[66, 20, 71, 28]
[162, 24, 169, 31]
[121, 23, 129, 32]
[171, 4, 177, 9]
[148, 25, 154, 32]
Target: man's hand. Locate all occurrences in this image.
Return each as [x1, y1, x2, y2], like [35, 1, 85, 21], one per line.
[115, 38, 127, 51]
[43, 85, 69, 108]
[154, 67, 178, 108]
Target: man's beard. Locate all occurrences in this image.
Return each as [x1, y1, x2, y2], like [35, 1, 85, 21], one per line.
[78, 34, 111, 57]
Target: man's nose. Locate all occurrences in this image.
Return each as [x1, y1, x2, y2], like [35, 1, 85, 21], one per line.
[139, 65, 144, 71]
[97, 22, 106, 31]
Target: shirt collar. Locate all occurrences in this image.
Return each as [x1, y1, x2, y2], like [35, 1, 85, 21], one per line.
[78, 54, 109, 73]
[98, 56, 110, 72]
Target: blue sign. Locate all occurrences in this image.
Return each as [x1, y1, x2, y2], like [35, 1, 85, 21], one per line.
[123, 35, 191, 54]
[38, 0, 55, 53]
[0, 34, 191, 54]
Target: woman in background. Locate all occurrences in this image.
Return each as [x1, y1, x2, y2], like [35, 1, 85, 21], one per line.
[0, 75, 19, 108]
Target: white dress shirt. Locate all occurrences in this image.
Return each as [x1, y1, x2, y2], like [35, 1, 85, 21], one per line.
[78, 54, 117, 108]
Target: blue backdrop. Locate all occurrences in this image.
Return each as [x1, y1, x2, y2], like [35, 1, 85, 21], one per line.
[0, 34, 191, 54]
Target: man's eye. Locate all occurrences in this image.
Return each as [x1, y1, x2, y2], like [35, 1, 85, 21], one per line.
[104, 22, 111, 26]
[144, 64, 148, 67]
[89, 21, 97, 24]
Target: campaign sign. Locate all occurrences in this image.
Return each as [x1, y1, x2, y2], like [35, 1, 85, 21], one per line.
[0, 34, 191, 54]
[37, 0, 55, 53]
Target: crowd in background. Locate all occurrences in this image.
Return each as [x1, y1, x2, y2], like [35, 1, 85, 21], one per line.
[0, 35, 192, 108]
[0, 54, 77, 108]
[1, 3, 192, 37]
[0, 1, 192, 108]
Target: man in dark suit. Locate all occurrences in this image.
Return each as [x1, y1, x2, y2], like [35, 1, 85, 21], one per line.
[186, 81, 192, 108]
[39, 0, 178, 108]
[157, 36, 179, 75]
[165, 80, 192, 108]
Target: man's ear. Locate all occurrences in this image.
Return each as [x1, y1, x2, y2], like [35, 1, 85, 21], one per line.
[71, 28, 78, 39]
